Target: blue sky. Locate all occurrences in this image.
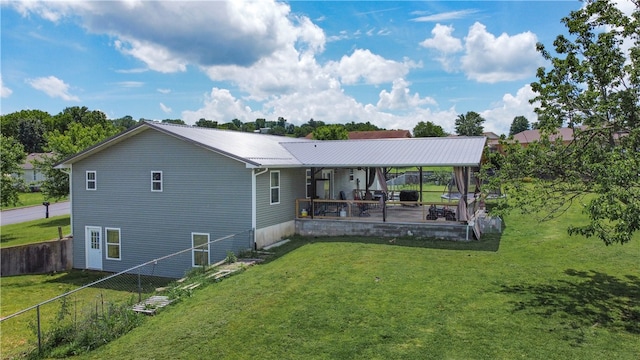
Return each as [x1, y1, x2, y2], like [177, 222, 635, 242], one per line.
[1, 0, 594, 135]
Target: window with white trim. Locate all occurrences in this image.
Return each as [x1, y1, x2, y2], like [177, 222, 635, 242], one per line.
[192, 233, 209, 267]
[86, 171, 96, 190]
[105, 228, 121, 260]
[270, 170, 280, 204]
[151, 171, 163, 192]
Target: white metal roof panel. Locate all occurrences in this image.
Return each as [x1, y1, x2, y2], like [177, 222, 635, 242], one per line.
[57, 122, 486, 169]
[151, 122, 305, 166]
[282, 137, 486, 167]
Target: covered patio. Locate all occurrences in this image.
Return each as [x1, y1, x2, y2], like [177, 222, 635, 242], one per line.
[280, 136, 490, 241]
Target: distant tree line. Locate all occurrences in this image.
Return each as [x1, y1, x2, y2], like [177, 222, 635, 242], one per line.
[0, 105, 532, 206]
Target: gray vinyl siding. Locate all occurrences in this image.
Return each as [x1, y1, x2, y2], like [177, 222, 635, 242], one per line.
[71, 129, 253, 278]
[256, 168, 306, 229]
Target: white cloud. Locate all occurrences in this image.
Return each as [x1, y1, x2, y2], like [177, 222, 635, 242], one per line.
[419, 24, 463, 71]
[329, 49, 420, 85]
[411, 9, 479, 23]
[117, 81, 144, 88]
[157, 88, 171, 94]
[377, 78, 436, 110]
[27, 76, 79, 101]
[461, 22, 542, 83]
[420, 24, 463, 53]
[160, 102, 172, 114]
[182, 88, 265, 124]
[10, 0, 318, 71]
[0, 76, 12, 98]
[480, 84, 539, 135]
[114, 39, 187, 73]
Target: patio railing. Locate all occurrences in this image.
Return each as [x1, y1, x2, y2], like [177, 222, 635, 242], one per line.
[295, 198, 467, 223]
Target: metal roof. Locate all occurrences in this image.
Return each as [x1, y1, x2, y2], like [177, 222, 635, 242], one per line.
[57, 122, 486, 168]
[282, 137, 487, 167]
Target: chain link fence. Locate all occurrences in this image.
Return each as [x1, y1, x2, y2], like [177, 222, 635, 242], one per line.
[1, 229, 253, 359]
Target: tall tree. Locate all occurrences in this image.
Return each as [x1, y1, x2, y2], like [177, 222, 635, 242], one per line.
[508, 116, 530, 136]
[37, 123, 120, 200]
[161, 119, 186, 125]
[455, 111, 485, 136]
[413, 121, 446, 137]
[195, 118, 218, 128]
[312, 124, 349, 140]
[0, 135, 26, 206]
[111, 115, 139, 130]
[493, 0, 639, 245]
[17, 118, 46, 153]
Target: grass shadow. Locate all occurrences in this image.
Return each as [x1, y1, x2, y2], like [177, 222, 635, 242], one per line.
[0, 234, 18, 243]
[44, 270, 173, 294]
[33, 217, 70, 228]
[499, 270, 640, 345]
[261, 233, 502, 263]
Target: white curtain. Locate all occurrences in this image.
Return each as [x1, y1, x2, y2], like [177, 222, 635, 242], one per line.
[454, 167, 468, 222]
[375, 168, 388, 194]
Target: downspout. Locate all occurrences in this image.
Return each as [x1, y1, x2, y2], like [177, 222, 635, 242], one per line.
[60, 167, 73, 237]
[252, 167, 269, 250]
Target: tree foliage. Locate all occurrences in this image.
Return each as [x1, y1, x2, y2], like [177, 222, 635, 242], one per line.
[312, 124, 349, 140]
[509, 116, 530, 136]
[492, 0, 639, 245]
[413, 121, 446, 137]
[455, 111, 485, 136]
[37, 122, 121, 200]
[0, 135, 26, 206]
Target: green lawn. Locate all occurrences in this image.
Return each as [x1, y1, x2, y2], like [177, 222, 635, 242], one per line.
[0, 271, 123, 359]
[0, 192, 67, 210]
[73, 204, 639, 359]
[0, 215, 70, 248]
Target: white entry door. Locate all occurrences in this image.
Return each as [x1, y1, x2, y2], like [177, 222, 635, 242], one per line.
[85, 226, 103, 270]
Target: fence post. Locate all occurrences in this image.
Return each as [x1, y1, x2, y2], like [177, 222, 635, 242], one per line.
[36, 305, 42, 353]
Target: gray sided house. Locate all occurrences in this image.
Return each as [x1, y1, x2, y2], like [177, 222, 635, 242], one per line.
[57, 121, 487, 278]
[56, 122, 307, 278]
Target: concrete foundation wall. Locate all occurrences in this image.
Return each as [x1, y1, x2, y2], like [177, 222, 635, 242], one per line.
[1, 238, 73, 277]
[295, 219, 472, 241]
[255, 220, 296, 249]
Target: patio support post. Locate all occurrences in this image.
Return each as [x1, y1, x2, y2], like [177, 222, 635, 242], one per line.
[419, 167, 423, 202]
[310, 167, 316, 219]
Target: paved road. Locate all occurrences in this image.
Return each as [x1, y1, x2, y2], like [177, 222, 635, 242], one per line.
[1, 201, 70, 226]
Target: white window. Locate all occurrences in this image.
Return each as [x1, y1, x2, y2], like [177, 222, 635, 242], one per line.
[105, 228, 121, 260]
[151, 171, 163, 192]
[270, 170, 280, 204]
[192, 233, 209, 267]
[86, 171, 96, 190]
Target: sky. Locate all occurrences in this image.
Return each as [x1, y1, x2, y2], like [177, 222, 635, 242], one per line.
[0, 0, 613, 135]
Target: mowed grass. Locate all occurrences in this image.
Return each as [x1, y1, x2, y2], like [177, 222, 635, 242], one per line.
[79, 203, 639, 360]
[1, 270, 172, 359]
[0, 271, 128, 358]
[0, 215, 70, 248]
[0, 192, 67, 210]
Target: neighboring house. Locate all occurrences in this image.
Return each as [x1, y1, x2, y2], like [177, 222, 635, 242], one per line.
[21, 153, 52, 191]
[56, 122, 486, 278]
[511, 127, 584, 147]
